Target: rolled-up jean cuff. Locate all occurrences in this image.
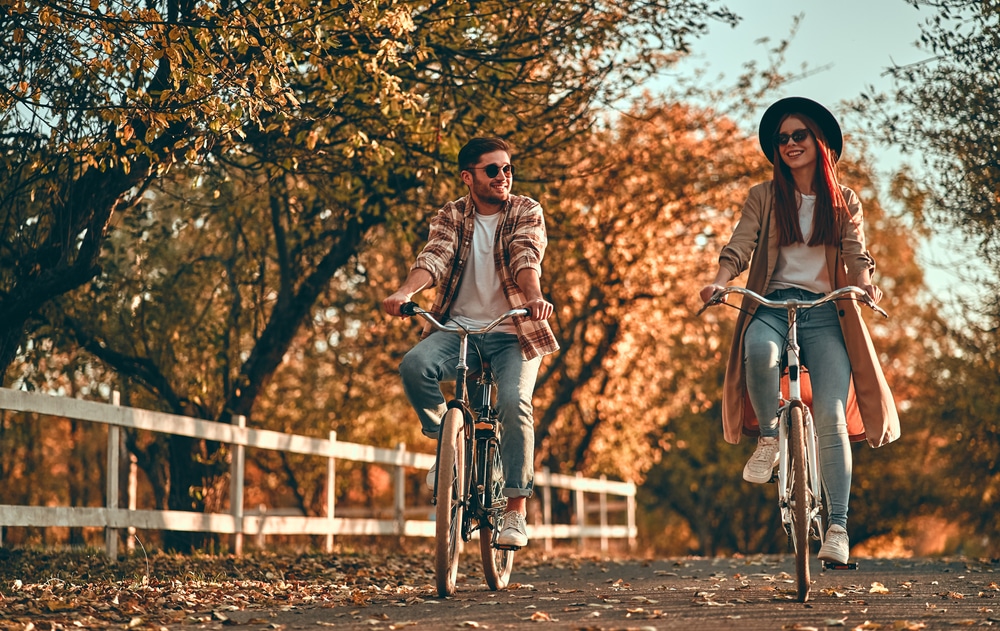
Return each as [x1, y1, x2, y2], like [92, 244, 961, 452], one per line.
[504, 487, 533, 499]
[421, 427, 440, 439]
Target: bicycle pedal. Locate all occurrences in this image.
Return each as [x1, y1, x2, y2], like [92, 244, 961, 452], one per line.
[494, 544, 521, 551]
[822, 561, 858, 570]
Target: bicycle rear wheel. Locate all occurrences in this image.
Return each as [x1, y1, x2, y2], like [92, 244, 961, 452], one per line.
[435, 407, 465, 597]
[479, 438, 514, 590]
[789, 403, 811, 602]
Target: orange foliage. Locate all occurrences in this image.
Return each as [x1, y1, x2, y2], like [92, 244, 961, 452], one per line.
[533, 96, 768, 481]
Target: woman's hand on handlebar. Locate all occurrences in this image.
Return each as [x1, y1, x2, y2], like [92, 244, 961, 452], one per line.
[700, 284, 726, 304]
[858, 283, 883, 305]
[523, 297, 553, 321]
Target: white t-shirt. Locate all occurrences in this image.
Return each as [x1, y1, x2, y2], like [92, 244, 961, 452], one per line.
[767, 194, 833, 295]
[449, 212, 517, 334]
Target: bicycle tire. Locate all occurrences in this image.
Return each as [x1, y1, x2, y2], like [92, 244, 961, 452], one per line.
[435, 407, 465, 597]
[789, 403, 811, 602]
[480, 438, 514, 590]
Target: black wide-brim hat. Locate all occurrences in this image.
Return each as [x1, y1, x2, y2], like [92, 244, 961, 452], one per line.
[758, 96, 843, 163]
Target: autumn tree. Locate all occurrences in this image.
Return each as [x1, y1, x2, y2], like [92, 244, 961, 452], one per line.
[516, 94, 779, 552]
[1, 0, 308, 377]
[1, 0, 740, 381]
[531, 96, 764, 486]
[861, 0, 1000, 274]
[909, 313, 1000, 555]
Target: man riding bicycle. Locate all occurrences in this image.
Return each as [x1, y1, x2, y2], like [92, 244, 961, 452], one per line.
[383, 137, 557, 548]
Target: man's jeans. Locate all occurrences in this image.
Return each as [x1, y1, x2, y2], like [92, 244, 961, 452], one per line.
[400, 330, 541, 498]
[743, 288, 853, 529]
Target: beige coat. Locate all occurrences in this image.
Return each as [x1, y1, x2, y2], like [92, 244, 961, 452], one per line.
[718, 182, 900, 447]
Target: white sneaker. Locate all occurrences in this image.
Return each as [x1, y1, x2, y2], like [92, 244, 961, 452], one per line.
[427, 461, 459, 490]
[818, 524, 850, 564]
[496, 511, 528, 547]
[743, 436, 780, 483]
[426, 463, 436, 490]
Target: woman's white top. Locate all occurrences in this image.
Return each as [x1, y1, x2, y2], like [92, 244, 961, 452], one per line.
[767, 194, 833, 295]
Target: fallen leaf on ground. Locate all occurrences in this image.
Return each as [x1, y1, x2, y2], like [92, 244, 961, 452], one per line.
[529, 611, 556, 621]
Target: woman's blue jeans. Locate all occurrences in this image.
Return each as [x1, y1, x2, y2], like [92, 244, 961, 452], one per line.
[743, 288, 853, 529]
[399, 330, 541, 499]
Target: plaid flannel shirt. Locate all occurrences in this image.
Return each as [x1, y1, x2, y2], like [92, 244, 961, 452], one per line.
[411, 194, 559, 360]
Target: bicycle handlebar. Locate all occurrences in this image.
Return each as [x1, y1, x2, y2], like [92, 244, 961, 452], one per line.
[697, 285, 888, 319]
[400, 302, 531, 334]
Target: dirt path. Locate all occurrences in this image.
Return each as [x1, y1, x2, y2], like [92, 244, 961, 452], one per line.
[220, 554, 999, 630]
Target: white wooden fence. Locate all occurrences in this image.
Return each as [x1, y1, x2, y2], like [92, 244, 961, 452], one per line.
[0, 388, 636, 559]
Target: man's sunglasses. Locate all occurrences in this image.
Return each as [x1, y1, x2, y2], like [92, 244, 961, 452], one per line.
[773, 129, 812, 146]
[468, 163, 514, 178]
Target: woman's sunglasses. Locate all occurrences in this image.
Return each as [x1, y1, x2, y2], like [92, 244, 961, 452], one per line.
[773, 129, 812, 146]
[468, 163, 514, 178]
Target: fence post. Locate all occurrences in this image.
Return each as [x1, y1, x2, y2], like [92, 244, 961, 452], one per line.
[127, 453, 137, 552]
[599, 474, 609, 554]
[230, 414, 246, 555]
[541, 466, 553, 552]
[326, 430, 336, 552]
[394, 442, 406, 538]
[105, 391, 121, 560]
[599, 473, 608, 553]
[574, 471, 585, 551]
[627, 486, 637, 552]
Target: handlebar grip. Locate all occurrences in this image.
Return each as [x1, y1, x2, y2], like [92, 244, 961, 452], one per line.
[400, 302, 418, 316]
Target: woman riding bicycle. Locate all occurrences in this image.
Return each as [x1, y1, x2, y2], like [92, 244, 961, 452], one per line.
[698, 97, 900, 564]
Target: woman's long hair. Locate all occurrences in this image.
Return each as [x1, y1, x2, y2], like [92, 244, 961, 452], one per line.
[771, 114, 849, 247]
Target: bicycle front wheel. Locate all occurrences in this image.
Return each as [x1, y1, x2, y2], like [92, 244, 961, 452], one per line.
[789, 403, 811, 602]
[479, 438, 514, 590]
[435, 407, 465, 597]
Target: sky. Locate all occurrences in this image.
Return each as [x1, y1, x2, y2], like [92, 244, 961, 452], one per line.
[682, 0, 929, 114]
[672, 0, 986, 307]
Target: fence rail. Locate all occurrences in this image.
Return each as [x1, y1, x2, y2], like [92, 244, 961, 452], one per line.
[0, 388, 636, 558]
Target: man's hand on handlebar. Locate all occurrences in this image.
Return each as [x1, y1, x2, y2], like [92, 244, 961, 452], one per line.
[522, 297, 553, 321]
[383, 291, 413, 317]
